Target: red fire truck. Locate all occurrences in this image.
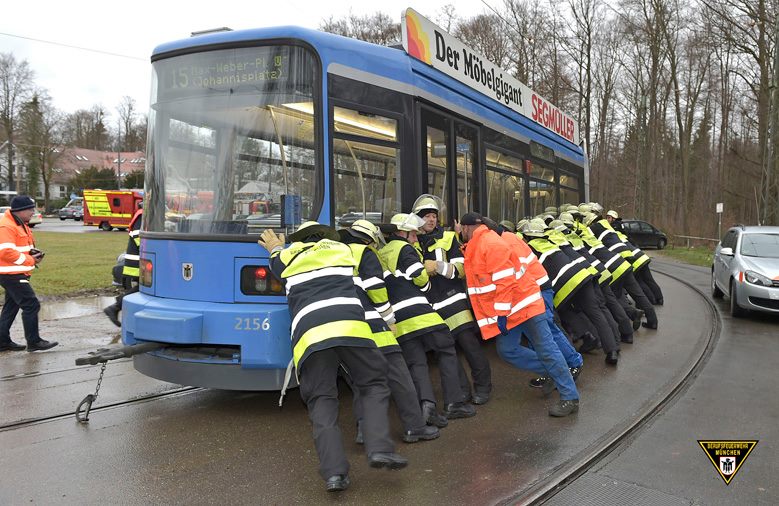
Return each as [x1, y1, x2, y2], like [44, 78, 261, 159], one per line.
[83, 189, 143, 231]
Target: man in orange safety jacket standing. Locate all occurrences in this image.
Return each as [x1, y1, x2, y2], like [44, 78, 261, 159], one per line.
[459, 212, 579, 417]
[0, 196, 58, 352]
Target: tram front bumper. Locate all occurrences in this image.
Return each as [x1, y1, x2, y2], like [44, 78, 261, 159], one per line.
[121, 291, 293, 370]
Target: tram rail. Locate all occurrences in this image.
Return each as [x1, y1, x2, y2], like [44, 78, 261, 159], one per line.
[0, 386, 201, 433]
[512, 262, 721, 504]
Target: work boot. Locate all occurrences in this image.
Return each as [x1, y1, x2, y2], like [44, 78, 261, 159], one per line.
[402, 425, 440, 443]
[605, 350, 619, 365]
[632, 309, 645, 331]
[471, 391, 490, 405]
[103, 304, 121, 327]
[355, 419, 364, 445]
[620, 333, 634, 343]
[569, 366, 582, 382]
[577, 332, 599, 353]
[325, 474, 350, 492]
[26, 339, 58, 352]
[642, 321, 658, 330]
[655, 298, 664, 306]
[0, 341, 27, 352]
[529, 376, 547, 388]
[368, 452, 408, 470]
[421, 400, 448, 428]
[444, 401, 476, 419]
[549, 399, 580, 417]
[541, 377, 556, 396]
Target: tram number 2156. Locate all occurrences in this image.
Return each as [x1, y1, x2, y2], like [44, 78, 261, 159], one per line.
[235, 317, 271, 331]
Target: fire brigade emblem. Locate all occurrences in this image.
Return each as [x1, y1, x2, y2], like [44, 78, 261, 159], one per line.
[182, 262, 194, 281]
[697, 440, 758, 485]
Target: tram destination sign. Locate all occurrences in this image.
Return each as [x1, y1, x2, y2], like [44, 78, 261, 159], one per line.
[157, 47, 299, 99]
[401, 8, 579, 146]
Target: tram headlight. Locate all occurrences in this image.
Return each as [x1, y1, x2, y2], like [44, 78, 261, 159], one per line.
[140, 258, 153, 287]
[241, 265, 284, 295]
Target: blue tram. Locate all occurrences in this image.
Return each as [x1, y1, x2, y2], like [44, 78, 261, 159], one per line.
[123, 9, 587, 389]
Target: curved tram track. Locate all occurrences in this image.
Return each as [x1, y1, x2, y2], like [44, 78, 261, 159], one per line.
[517, 262, 721, 504]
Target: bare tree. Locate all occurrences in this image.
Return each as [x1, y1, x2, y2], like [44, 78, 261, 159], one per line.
[320, 12, 401, 46]
[0, 53, 34, 191]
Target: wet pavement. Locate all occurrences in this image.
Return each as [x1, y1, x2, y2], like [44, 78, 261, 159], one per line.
[0, 266, 720, 505]
[547, 259, 778, 506]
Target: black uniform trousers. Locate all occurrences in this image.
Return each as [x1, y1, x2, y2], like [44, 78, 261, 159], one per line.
[0, 274, 41, 345]
[600, 283, 634, 339]
[400, 329, 462, 406]
[559, 281, 619, 353]
[350, 349, 426, 432]
[611, 271, 658, 326]
[453, 326, 493, 398]
[635, 266, 664, 304]
[298, 346, 394, 480]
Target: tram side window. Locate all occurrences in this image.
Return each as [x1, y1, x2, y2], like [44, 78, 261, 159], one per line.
[332, 107, 401, 228]
[485, 148, 525, 223]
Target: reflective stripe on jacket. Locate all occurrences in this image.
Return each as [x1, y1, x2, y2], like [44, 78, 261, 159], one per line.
[502, 231, 552, 290]
[464, 225, 544, 340]
[123, 210, 142, 278]
[526, 236, 592, 308]
[418, 227, 474, 334]
[0, 210, 36, 275]
[269, 239, 375, 369]
[348, 243, 400, 352]
[378, 236, 447, 342]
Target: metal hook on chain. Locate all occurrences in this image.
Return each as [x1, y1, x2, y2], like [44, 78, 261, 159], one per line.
[76, 362, 107, 423]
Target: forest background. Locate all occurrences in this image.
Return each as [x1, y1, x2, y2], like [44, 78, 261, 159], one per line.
[2, 0, 778, 240]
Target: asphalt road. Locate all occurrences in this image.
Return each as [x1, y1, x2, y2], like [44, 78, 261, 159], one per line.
[547, 259, 778, 506]
[0, 264, 717, 505]
[33, 218, 124, 234]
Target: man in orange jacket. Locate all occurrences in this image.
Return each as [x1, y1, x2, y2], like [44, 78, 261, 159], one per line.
[0, 196, 58, 352]
[460, 212, 579, 417]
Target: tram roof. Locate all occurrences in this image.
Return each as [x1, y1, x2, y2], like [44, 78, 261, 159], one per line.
[152, 26, 585, 161]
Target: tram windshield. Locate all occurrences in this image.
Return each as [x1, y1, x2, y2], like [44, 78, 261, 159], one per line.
[144, 45, 320, 236]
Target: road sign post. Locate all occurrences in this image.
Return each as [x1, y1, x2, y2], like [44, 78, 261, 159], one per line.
[716, 203, 723, 240]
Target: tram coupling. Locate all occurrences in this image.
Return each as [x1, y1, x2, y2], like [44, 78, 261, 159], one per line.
[75, 342, 165, 366]
[74, 342, 164, 423]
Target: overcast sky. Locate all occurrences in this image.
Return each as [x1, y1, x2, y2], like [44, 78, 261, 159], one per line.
[1, 1, 490, 119]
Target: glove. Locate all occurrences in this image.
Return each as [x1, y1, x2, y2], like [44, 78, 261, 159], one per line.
[258, 230, 285, 252]
[388, 323, 397, 334]
[424, 259, 438, 275]
[497, 315, 509, 336]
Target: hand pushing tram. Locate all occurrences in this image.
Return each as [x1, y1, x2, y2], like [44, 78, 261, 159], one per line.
[122, 9, 587, 389]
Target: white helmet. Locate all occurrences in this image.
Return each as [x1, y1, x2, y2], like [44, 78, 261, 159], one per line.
[390, 213, 425, 232]
[412, 194, 444, 217]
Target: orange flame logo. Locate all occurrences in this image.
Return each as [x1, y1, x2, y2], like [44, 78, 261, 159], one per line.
[405, 11, 431, 64]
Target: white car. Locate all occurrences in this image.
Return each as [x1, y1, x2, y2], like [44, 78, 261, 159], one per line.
[0, 206, 43, 227]
[712, 225, 779, 317]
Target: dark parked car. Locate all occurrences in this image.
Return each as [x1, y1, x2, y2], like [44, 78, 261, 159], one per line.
[59, 205, 83, 221]
[620, 219, 668, 249]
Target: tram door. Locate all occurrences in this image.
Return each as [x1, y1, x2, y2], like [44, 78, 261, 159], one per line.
[420, 107, 479, 226]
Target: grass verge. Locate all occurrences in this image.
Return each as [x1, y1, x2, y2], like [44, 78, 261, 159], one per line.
[3, 231, 127, 298]
[655, 246, 714, 267]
